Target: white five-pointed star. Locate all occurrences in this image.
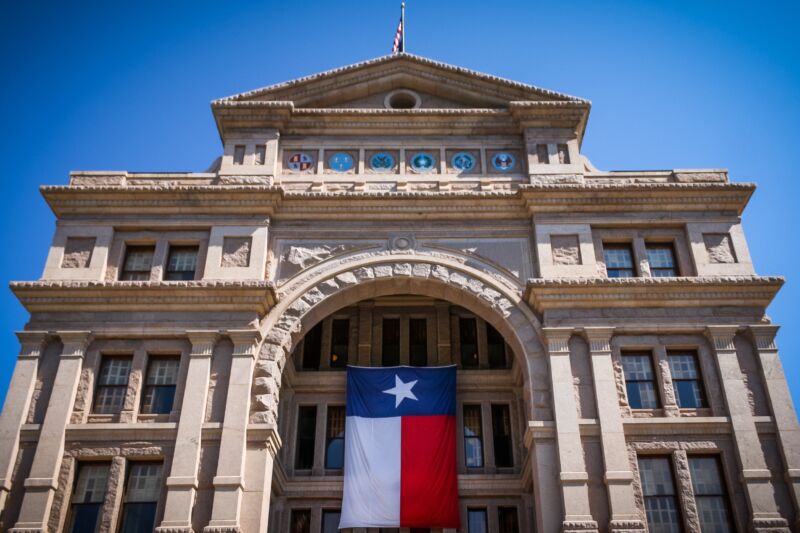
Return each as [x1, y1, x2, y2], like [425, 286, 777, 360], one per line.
[382, 375, 419, 408]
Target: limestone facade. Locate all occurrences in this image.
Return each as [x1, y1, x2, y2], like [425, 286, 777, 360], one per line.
[0, 53, 798, 532]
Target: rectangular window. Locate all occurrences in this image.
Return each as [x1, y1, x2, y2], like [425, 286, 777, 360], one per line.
[295, 406, 317, 470]
[164, 246, 198, 281]
[460, 317, 479, 369]
[463, 404, 484, 468]
[409, 318, 428, 367]
[325, 406, 345, 469]
[382, 318, 401, 366]
[638, 456, 682, 533]
[668, 351, 707, 409]
[140, 357, 179, 414]
[647, 243, 678, 277]
[233, 144, 246, 165]
[93, 357, 132, 414]
[120, 245, 155, 281]
[120, 462, 162, 533]
[290, 509, 311, 533]
[68, 462, 110, 533]
[468, 508, 488, 533]
[255, 145, 266, 165]
[689, 456, 734, 532]
[492, 404, 513, 468]
[536, 144, 550, 164]
[330, 318, 349, 369]
[321, 510, 341, 533]
[498, 507, 520, 533]
[604, 243, 636, 278]
[557, 143, 570, 164]
[622, 352, 660, 409]
[486, 322, 507, 369]
[302, 322, 323, 370]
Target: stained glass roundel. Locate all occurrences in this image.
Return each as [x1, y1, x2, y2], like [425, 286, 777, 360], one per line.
[329, 152, 354, 172]
[370, 152, 396, 172]
[451, 152, 476, 172]
[491, 152, 516, 172]
[287, 152, 313, 172]
[410, 152, 435, 173]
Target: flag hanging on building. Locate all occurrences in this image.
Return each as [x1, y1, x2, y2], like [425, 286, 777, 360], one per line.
[339, 365, 460, 529]
[391, 4, 404, 54]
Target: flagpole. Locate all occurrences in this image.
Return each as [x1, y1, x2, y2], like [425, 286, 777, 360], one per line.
[401, 2, 405, 53]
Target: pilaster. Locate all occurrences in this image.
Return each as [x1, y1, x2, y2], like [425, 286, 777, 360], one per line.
[434, 301, 451, 365]
[204, 329, 261, 533]
[11, 331, 92, 533]
[0, 332, 48, 513]
[158, 331, 219, 533]
[542, 327, 598, 533]
[583, 327, 645, 532]
[748, 325, 800, 529]
[705, 326, 789, 532]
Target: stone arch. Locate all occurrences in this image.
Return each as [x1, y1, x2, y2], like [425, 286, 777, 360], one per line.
[250, 254, 547, 424]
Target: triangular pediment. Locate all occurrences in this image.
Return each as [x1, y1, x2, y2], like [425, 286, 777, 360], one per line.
[214, 53, 587, 110]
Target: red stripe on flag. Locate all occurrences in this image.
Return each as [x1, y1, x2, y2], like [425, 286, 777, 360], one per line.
[400, 415, 460, 529]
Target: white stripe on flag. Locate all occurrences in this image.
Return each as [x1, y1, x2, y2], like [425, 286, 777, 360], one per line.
[340, 416, 401, 528]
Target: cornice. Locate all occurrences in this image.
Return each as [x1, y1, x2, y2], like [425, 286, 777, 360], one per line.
[40, 181, 755, 219]
[10, 280, 277, 314]
[525, 276, 784, 313]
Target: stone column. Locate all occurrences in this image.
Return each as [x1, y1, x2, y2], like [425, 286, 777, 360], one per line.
[157, 331, 218, 533]
[0, 332, 47, 513]
[356, 302, 374, 366]
[583, 328, 645, 532]
[434, 302, 451, 365]
[705, 326, 789, 532]
[204, 330, 261, 533]
[11, 331, 91, 533]
[749, 325, 800, 529]
[542, 327, 598, 532]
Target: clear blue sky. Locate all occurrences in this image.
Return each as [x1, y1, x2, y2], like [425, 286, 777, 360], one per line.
[1, 1, 799, 408]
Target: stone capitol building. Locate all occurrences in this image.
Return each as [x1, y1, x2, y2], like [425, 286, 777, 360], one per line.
[0, 53, 798, 533]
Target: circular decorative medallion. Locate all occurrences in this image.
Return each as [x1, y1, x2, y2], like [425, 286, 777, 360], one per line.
[451, 152, 476, 172]
[287, 152, 313, 172]
[370, 152, 396, 172]
[328, 152, 354, 172]
[410, 152, 436, 173]
[492, 152, 516, 172]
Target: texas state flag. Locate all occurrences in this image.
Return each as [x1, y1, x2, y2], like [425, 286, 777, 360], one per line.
[339, 365, 460, 529]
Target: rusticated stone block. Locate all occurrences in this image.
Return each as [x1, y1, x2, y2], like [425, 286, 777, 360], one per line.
[61, 237, 95, 268]
[703, 233, 736, 264]
[551, 234, 581, 265]
[221, 237, 251, 267]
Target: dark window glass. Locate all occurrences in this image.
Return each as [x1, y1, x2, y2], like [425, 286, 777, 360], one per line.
[492, 404, 513, 468]
[164, 246, 198, 281]
[325, 406, 345, 469]
[647, 243, 678, 277]
[120, 462, 162, 533]
[379, 529, 399, 533]
[409, 318, 428, 367]
[468, 508, 488, 533]
[638, 456, 682, 532]
[302, 322, 323, 370]
[463, 405, 484, 468]
[233, 144, 246, 165]
[689, 456, 734, 532]
[255, 145, 266, 165]
[382, 318, 401, 366]
[321, 510, 341, 533]
[486, 323, 507, 369]
[120, 246, 155, 281]
[460, 318, 479, 369]
[410, 529, 430, 533]
[536, 144, 550, 164]
[498, 507, 520, 533]
[622, 353, 660, 409]
[295, 406, 317, 470]
[141, 357, 179, 414]
[604, 244, 635, 278]
[68, 462, 110, 533]
[330, 319, 349, 369]
[668, 352, 707, 409]
[93, 357, 131, 414]
[290, 509, 311, 533]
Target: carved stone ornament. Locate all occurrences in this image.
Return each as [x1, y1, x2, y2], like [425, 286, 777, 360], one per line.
[389, 234, 416, 251]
